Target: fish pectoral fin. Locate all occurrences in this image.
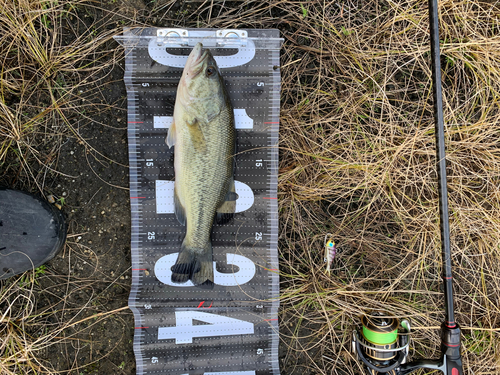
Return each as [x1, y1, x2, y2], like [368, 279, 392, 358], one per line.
[174, 189, 186, 226]
[205, 106, 221, 123]
[166, 120, 176, 148]
[225, 191, 238, 201]
[216, 179, 237, 224]
[186, 117, 207, 153]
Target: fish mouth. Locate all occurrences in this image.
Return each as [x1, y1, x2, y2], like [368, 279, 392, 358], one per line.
[186, 43, 209, 78]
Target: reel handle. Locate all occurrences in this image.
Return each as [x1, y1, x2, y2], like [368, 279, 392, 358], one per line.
[444, 358, 463, 375]
[400, 355, 462, 375]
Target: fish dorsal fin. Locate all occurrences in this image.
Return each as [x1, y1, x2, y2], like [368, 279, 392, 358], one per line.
[166, 120, 176, 148]
[216, 178, 237, 224]
[186, 117, 207, 153]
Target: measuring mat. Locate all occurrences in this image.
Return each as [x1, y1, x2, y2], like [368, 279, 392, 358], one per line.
[114, 28, 283, 375]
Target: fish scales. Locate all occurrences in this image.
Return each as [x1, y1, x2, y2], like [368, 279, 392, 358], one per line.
[176, 104, 234, 245]
[166, 43, 236, 289]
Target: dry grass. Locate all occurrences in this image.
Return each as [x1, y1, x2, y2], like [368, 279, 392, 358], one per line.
[1, 0, 500, 374]
[0, 0, 122, 191]
[0, 268, 129, 374]
[0, 1, 128, 374]
[273, 0, 500, 373]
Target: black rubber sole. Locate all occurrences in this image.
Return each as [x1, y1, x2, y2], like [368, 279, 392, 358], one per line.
[0, 188, 67, 280]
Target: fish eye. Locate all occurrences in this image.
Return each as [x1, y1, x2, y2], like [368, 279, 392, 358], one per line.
[206, 66, 215, 76]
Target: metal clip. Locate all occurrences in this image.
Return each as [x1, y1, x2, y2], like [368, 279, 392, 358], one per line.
[156, 28, 189, 46]
[216, 29, 248, 47]
[155, 28, 248, 48]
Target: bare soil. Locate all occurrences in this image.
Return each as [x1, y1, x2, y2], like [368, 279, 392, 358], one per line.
[2, 0, 500, 374]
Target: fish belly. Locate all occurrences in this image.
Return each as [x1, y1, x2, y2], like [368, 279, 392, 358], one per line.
[171, 110, 235, 288]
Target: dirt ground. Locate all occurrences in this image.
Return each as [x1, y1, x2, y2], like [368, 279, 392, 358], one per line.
[25, 47, 134, 373]
[1, 1, 304, 374]
[3, 0, 500, 374]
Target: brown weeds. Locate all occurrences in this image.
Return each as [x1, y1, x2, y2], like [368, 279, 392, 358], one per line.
[0, 0, 122, 191]
[1, 0, 500, 374]
[275, 0, 500, 373]
[0, 1, 128, 373]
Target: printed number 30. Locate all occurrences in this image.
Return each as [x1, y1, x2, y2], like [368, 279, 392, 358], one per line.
[154, 253, 256, 287]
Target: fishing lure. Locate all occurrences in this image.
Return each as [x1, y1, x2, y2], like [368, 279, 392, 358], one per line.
[324, 234, 336, 274]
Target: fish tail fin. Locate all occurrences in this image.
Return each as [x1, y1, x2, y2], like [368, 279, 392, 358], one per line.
[171, 242, 214, 289]
[191, 246, 214, 289]
[170, 246, 196, 284]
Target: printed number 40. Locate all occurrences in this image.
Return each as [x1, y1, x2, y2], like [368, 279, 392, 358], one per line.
[158, 311, 254, 344]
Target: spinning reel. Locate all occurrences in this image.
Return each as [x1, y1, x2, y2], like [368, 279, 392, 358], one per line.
[351, 0, 465, 373]
[352, 312, 462, 375]
[352, 312, 410, 375]
[352, 311, 463, 375]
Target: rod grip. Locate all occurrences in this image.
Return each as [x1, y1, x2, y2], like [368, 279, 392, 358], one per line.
[441, 322, 463, 375]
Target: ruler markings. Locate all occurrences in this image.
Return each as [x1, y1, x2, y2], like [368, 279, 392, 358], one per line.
[120, 29, 282, 375]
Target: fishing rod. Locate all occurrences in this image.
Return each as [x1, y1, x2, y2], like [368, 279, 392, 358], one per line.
[351, 0, 464, 373]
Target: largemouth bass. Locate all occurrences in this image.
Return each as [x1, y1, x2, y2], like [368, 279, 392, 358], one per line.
[166, 43, 236, 289]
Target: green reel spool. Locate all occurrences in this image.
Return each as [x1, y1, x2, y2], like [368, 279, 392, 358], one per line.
[360, 312, 399, 361]
[362, 314, 398, 345]
[352, 311, 411, 371]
